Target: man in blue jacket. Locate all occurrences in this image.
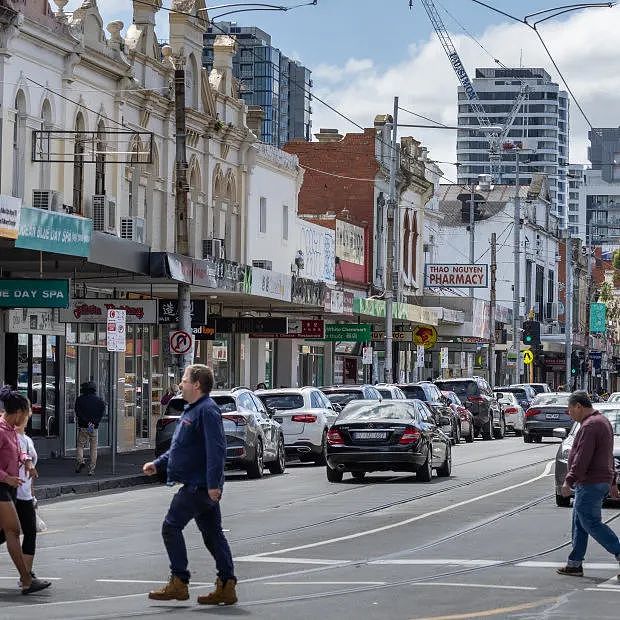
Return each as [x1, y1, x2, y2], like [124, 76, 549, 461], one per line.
[143, 364, 237, 605]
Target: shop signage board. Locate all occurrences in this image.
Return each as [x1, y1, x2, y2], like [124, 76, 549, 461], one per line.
[291, 277, 326, 307]
[158, 299, 206, 325]
[217, 317, 288, 334]
[5, 308, 65, 335]
[212, 343, 228, 362]
[299, 220, 336, 282]
[0, 279, 69, 308]
[440, 347, 449, 369]
[416, 345, 425, 368]
[336, 220, 365, 266]
[15, 206, 92, 257]
[425, 264, 488, 288]
[106, 309, 127, 352]
[250, 319, 324, 339]
[590, 303, 607, 333]
[371, 331, 413, 342]
[0, 195, 21, 239]
[193, 324, 216, 341]
[59, 299, 157, 323]
[362, 346, 373, 365]
[318, 323, 372, 342]
[353, 297, 438, 326]
[324, 289, 354, 315]
[412, 325, 438, 350]
[249, 266, 292, 302]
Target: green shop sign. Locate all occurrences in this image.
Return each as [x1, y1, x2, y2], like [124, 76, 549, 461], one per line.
[15, 206, 92, 257]
[322, 323, 372, 342]
[590, 302, 607, 333]
[0, 279, 70, 308]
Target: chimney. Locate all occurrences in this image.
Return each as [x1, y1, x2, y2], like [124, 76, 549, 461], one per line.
[210, 35, 237, 97]
[246, 106, 264, 140]
[314, 128, 343, 143]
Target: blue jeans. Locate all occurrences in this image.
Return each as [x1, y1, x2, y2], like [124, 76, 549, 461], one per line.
[162, 485, 235, 583]
[567, 482, 620, 566]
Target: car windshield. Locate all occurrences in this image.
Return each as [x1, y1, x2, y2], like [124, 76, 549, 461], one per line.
[212, 396, 237, 413]
[497, 388, 528, 406]
[400, 385, 426, 400]
[377, 389, 393, 399]
[338, 402, 415, 422]
[442, 392, 459, 405]
[532, 393, 570, 407]
[496, 393, 517, 405]
[608, 393, 620, 403]
[601, 408, 620, 435]
[258, 394, 304, 410]
[166, 398, 186, 415]
[435, 381, 477, 398]
[325, 391, 364, 406]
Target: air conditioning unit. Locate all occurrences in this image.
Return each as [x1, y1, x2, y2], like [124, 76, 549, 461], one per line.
[252, 259, 272, 270]
[120, 216, 145, 243]
[92, 195, 117, 234]
[203, 238, 225, 259]
[33, 190, 63, 212]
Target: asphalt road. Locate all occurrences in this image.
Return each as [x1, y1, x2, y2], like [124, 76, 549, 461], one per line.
[2, 436, 620, 619]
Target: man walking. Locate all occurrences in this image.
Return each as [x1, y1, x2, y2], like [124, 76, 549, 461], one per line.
[143, 364, 237, 605]
[75, 381, 105, 476]
[557, 390, 620, 578]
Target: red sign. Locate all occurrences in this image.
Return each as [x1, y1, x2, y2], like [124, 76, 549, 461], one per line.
[250, 319, 324, 339]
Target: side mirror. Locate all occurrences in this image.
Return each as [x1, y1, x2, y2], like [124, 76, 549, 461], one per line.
[332, 403, 343, 413]
[553, 427, 568, 440]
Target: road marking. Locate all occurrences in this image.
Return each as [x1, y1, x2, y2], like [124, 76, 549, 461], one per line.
[261, 580, 535, 591]
[38, 529, 65, 536]
[411, 582, 536, 591]
[238, 461, 554, 559]
[585, 587, 620, 593]
[237, 556, 347, 565]
[97, 579, 212, 585]
[0, 576, 61, 581]
[517, 561, 620, 570]
[412, 597, 559, 620]
[265, 581, 387, 586]
[369, 559, 501, 567]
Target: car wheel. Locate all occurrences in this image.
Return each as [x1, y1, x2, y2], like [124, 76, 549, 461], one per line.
[514, 427, 523, 437]
[556, 493, 571, 507]
[493, 416, 506, 440]
[535, 435, 543, 443]
[523, 432, 533, 443]
[482, 415, 493, 441]
[246, 439, 264, 479]
[352, 471, 366, 482]
[314, 430, 328, 466]
[465, 423, 475, 443]
[416, 447, 433, 482]
[326, 464, 343, 483]
[436, 445, 452, 477]
[267, 435, 286, 475]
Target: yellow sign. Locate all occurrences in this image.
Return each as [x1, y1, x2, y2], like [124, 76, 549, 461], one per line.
[412, 325, 438, 350]
[523, 350, 534, 365]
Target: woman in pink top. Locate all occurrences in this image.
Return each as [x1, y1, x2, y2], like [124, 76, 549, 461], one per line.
[0, 387, 51, 594]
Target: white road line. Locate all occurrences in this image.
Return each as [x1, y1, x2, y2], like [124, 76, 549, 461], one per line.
[265, 581, 387, 586]
[585, 587, 620, 594]
[410, 581, 537, 591]
[96, 579, 211, 585]
[517, 561, 620, 570]
[238, 460, 554, 559]
[369, 559, 501, 567]
[0, 576, 62, 581]
[237, 556, 347, 565]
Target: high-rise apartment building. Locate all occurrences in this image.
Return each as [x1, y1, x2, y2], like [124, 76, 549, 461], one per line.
[203, 22, 312, 147]
[456, 68, 569, 227]
[567, 164, 585, 240]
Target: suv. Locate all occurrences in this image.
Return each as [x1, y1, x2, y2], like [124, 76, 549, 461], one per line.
[434, 377, 504, 440]
[320, 385, 383, 409]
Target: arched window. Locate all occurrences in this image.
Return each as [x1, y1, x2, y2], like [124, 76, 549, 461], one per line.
[185, 55, 198, 110]
[73, 112, 85, 214]
[411, 212, 419, 280]
[95, 120, 106, 195]
[40, 99, 52, 189]
[403, 211, 411, 278]
[12, 90, 27, 198]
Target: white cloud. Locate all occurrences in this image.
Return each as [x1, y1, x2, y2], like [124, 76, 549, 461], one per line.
[310, 7, 620, 181]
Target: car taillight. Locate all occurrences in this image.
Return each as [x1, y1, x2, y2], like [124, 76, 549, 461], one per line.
[457, 407, 468, 419]
[399, 426, 421, 445]
[222, 414, 248, 425]
[156, 417, 178, 430]
[525, 408, 541, 418]
[504, 406, 518, 414]
[467, 395, 485, 403]
[291, 414, 317, 423]
[327, 428, 344, 446]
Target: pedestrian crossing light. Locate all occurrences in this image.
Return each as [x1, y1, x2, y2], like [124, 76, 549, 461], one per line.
[521, 320, 541, 345]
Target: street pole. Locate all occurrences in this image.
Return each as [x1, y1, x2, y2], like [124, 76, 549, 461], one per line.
[384, 96, 399, 384]
[512, 150, 522, 384]
[565, 234, 572, 390]
[583, 230, 593, 392]
[469, 183, 475, 297]
[174, 66, 193, 371]
[489, 232, 497, 386]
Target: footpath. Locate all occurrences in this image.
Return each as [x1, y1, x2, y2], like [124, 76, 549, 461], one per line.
[35, 449, 158, 501]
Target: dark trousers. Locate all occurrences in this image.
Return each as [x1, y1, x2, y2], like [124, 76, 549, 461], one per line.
[162, 485, 235, 584]
[0, 498, 37, 556]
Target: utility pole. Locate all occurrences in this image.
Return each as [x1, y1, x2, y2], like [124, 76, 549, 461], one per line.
[512, 149, 522, 384]
[565, 234, 572, 390]
[384, 96, 399, 384]
[583, 230, 593, 392]
[469, 182, 476, 297]
[488, 232, 497, 385]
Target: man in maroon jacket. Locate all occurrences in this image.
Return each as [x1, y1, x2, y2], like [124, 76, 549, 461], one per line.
[557, 391, 620, 577]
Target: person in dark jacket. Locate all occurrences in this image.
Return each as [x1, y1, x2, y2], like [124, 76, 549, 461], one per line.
[557, 391, 620, 578]
[143, 364, 237, 606]
[75, 381, 105, 476]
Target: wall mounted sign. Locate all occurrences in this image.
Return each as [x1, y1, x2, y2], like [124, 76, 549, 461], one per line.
[5, 308, 65, 335]
[0, 279, 69, 308]
[249, 267, 292, 302]
[336, 220, 364, 266]
[216, 317, 288, 334]
[158, 299, 206, 325]
[0, 195, 21, 239]
[251, 319, 324, 339]
[412, 325, 438, 350]
[291, 277, 326, 307]
[59, 299, 157, 323]
[425, 264, 489, 288]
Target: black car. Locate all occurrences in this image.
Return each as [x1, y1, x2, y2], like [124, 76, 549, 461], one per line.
[523, 392, 573, 443]
[434, 377, 504, 440]
[397, 382, 461, 445]
[325, 399, 452, 483]
[154, 388, 286, 479]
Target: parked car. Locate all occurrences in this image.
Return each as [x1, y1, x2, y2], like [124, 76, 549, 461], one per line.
[441, 390, 475, 443]
[494, 390, 525, 436]
[255, 387, 337, 464]
[553, 402, 620, 506]
[523, 392, 573, 443]
[397, 382, 461, 445]
[511, 382, 551, 395]
[607, 392, 620, 403]
[320, 385, 383, 409]
[375, 384, 407, 400]
[154, 388, 285, 479]
[434, 377, 504, 440]
[497, 385, 537, 412]
[325, 399, 452, 482]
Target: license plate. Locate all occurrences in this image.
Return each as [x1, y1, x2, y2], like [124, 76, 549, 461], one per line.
[546, 414, 560, 420]
[353, 431, 386, 440]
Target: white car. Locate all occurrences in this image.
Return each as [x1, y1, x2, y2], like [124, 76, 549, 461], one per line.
[375, 384, 407, 400]
[255, 387, 338, 465]
[608, 392, 620, 403]
[494, 390, 525, 435]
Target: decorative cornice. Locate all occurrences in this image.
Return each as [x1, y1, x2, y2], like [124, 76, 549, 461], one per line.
[255, 142, 299, 173]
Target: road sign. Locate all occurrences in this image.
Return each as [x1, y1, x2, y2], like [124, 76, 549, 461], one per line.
[412, 325, 438, 350]
[416, 345, 425, 368]
[362, 346, 373, 365]
[106, 309, 126, 352]
[440, 347, 449, 369]
[169, 330, 193, 355]
[523, 349, 534, 365]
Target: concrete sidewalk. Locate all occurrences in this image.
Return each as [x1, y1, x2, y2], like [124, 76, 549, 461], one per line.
[35, 449, 158, 500]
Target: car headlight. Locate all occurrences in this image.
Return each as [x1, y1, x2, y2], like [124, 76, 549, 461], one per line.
[560, 449, 570, 461]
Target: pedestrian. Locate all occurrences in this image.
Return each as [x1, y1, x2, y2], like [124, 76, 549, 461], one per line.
[0, 387, 51, 594]
[255, 382, 267, 390]
[142, 364, 237, 605]
[557, 390, 620, 578]
[74, 381, 105, 476]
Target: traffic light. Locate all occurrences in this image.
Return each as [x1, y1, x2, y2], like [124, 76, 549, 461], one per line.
[571, 351, 580, 376]
[522, 320, 541, 345]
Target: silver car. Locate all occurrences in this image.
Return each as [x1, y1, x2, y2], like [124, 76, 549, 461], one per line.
[553, 403, 620, 506]
[523, 392, 573, 443]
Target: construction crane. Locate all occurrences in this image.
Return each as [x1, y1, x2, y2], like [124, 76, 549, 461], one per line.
[417, 0, 529, 183]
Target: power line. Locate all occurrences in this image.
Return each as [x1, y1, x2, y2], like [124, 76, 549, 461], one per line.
[398, 105, 451, 128]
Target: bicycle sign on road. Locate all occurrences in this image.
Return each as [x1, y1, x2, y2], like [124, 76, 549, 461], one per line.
[169, 330, 193, 355]
[522, 349, 534, 365]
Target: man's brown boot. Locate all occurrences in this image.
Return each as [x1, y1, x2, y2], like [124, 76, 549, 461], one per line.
[197, 578, 238, 605]
[148, 575, 189, 601]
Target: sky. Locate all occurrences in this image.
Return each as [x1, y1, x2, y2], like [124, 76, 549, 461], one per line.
[64, 1, 620, 179]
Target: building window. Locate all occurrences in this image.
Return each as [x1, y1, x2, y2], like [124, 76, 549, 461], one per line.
[95, 121, 106, 196]
[282, 204, 289, 240]
[259, 197, 266, 233]
[73, 113, 85, 214]
[12, 90, 27, 199]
